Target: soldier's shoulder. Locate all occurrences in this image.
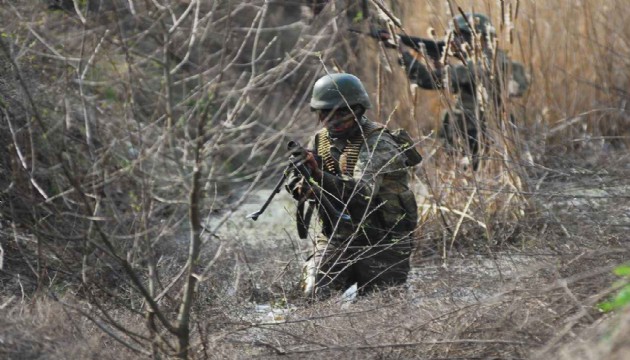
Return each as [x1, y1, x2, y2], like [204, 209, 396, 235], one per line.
[364, 124, 398, 148]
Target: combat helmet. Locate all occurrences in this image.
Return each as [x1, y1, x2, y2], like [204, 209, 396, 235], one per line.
[449, 13, 495, 36]
[310, 73, 371, 110]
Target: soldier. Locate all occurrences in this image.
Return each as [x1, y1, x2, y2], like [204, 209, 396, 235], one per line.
[287, 73, 419, 298]
[399, 13, 529, 169]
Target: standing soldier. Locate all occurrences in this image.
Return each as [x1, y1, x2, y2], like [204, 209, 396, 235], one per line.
[287, 73, 420, 298]
[399, 13, 529, 169]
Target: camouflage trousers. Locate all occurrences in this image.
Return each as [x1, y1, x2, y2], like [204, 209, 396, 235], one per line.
[440, 109, 517, 170]
[302, 233, 411, 298]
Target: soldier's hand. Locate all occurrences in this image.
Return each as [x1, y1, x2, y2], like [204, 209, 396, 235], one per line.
[378, 30, 399, 49]
[377, 29, 391, 41]
[289, 153, 311, 178]
[289, 149, 319, 174]
[303, 151, 318, 172]
[286, 168, 304, 200]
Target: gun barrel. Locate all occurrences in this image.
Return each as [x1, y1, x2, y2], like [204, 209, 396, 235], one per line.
[245, 168, 288, 221]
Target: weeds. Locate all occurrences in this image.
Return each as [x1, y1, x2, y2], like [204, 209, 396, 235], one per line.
[598, 263, 630, 313]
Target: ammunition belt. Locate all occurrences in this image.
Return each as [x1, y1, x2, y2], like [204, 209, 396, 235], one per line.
[316, 122, 383, 176]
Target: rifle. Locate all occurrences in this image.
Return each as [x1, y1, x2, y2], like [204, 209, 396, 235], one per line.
[245, 167, 288, 222]
[246, 141, 351, 238]
[349, 27, 446, 61]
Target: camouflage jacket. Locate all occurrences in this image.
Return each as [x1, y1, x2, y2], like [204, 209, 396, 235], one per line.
[308, 118, 418, 244]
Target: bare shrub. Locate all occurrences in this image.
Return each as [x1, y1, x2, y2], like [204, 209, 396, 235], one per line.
[0, 0, 378, 357]
[0, 0, 325, 356]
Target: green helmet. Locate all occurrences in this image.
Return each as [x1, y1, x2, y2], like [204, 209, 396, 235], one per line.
[310, 73, 371, 110]
[450, 13, 495, 36]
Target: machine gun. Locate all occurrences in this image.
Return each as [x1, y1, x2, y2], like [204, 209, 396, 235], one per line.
[246, 141, 350, 238]
[349, 27, 446, 61]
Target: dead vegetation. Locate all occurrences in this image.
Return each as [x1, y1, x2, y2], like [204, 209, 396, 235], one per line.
[0, 0, 629, 359]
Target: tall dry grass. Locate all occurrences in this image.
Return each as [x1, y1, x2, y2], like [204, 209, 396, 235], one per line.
[378, 0, 630, 137]
[335, 0, 630, 259]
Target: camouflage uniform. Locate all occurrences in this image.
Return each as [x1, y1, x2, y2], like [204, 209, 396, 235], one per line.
[401, 13, 529, 168]
[293, 73, 418, 297]
[301, 117, 417, 296]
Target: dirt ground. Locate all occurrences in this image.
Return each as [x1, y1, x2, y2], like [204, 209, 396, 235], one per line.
[214, 146, 630, 359]
[1, 147, 629, 359]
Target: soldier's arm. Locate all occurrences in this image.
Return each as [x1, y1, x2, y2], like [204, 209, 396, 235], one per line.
[400, 52, 443, 89]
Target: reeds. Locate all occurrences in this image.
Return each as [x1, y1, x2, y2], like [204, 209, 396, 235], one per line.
[347, 0, 630, 259]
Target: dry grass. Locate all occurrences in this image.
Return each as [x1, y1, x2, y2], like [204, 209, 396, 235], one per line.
[0, 297, 139, 359]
